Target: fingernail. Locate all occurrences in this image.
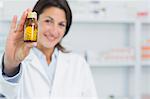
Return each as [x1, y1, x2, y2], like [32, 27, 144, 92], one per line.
[27, 8, 32, 12]
[24, 11, 28, 15]
[33, 43, 37, 46]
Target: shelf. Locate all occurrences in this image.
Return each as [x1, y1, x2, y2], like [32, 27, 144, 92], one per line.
[73, 18, 136, 24]
[142, 21, 150, 24]
[89, 60, 150, 68]
[73, 17, 150, 24]
[142, 61, 150, 67]
[100, 96, 129, 99]
[89, 61, 135, 67]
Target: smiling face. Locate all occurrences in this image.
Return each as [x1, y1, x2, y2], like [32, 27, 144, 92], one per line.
[37, 7, 67, 49]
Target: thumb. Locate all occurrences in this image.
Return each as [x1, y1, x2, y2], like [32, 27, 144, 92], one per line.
[23, 42, 37, 56]
[25, 42, 37, 49]
[15, 42, 37, 62]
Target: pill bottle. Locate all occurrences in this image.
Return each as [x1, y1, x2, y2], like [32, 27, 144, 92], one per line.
[24, 12, 38, 42]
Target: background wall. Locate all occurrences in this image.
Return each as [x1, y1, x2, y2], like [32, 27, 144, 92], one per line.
[0, 0, 150, 99]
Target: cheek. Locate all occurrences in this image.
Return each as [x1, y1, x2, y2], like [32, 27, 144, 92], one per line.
[37, 26, 49, 38]
[60, 29, 66, 36]
[61, 32, 65, 38]
[38, 21, 49, 30]
[38, 23, 46, 32]
[37, 32, 43, 42]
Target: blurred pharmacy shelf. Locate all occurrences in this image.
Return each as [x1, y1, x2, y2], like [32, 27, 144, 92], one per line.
[0, 0, 150, 99]
[66, 1, 150, 99]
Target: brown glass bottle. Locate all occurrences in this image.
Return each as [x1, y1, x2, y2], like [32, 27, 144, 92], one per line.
[24, 12, 38, 42]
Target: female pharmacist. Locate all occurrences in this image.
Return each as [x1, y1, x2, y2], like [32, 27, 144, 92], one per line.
[0, 0, 97, 99]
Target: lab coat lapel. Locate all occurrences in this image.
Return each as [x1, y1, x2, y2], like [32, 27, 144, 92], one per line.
[26, 49, 50, 84]
[50, 51, 69, 98]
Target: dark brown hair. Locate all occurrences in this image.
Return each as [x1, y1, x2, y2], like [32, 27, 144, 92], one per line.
[33, 0, 72, 52]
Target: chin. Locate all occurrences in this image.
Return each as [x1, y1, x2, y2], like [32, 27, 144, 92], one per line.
[43, 43, 55, 49]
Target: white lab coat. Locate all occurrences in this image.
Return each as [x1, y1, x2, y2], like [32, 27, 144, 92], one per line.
[0, 49, 98, 99]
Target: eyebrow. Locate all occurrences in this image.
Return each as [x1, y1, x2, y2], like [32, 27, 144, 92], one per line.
[46, 16, 53, 21]
[46, 16, 67, 24]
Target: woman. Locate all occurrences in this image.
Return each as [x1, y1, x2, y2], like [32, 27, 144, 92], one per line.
[0, 0, 97, 99]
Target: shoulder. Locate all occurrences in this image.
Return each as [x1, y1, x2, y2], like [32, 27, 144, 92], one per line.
[59, 51, 84, 60]
[58, 51, 88, 65]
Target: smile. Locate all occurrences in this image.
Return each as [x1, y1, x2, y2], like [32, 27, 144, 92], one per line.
[44, 34, 55, 42]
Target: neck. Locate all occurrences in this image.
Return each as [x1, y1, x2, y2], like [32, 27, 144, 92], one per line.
[36, 44, 54, 64]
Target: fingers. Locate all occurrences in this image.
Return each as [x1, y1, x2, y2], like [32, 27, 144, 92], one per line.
[27, 8, 32, 13]
[16, 10, 28, 33]
[10, 15, 17, 33]
[16, 8, 32, 33]
[25, 42, 37, 49]
[16, 42, 37, 62]
[10, 8, 32, 34]
[11, 8, 32, 34]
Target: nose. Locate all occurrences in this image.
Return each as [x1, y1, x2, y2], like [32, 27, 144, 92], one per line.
[49, 24, 59, 38]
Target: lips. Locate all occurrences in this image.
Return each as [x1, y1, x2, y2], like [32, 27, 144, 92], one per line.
[44, 34, 55, 42]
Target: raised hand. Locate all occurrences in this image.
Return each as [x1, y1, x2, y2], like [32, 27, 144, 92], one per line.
[4, 9, 37, 75]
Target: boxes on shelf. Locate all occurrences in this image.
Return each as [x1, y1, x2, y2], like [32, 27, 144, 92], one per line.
[142, 94, 150, 99]
[142, 39, 150, 60]
[86, 47, 135, 66]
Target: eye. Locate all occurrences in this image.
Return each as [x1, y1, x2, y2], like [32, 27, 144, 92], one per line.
[59, 23, 66, 28]
[45, 19, 53, 24]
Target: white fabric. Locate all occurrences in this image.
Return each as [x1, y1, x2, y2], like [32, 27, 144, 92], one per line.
[0, 49, 98, 99]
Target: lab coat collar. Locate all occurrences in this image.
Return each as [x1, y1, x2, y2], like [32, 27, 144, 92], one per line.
[24, 49, 71, 96]
[32, 47, 58, 63]
[24, 47, 59, 85]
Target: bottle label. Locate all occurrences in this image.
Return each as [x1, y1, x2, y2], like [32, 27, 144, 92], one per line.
[24, 26, 37, 41]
